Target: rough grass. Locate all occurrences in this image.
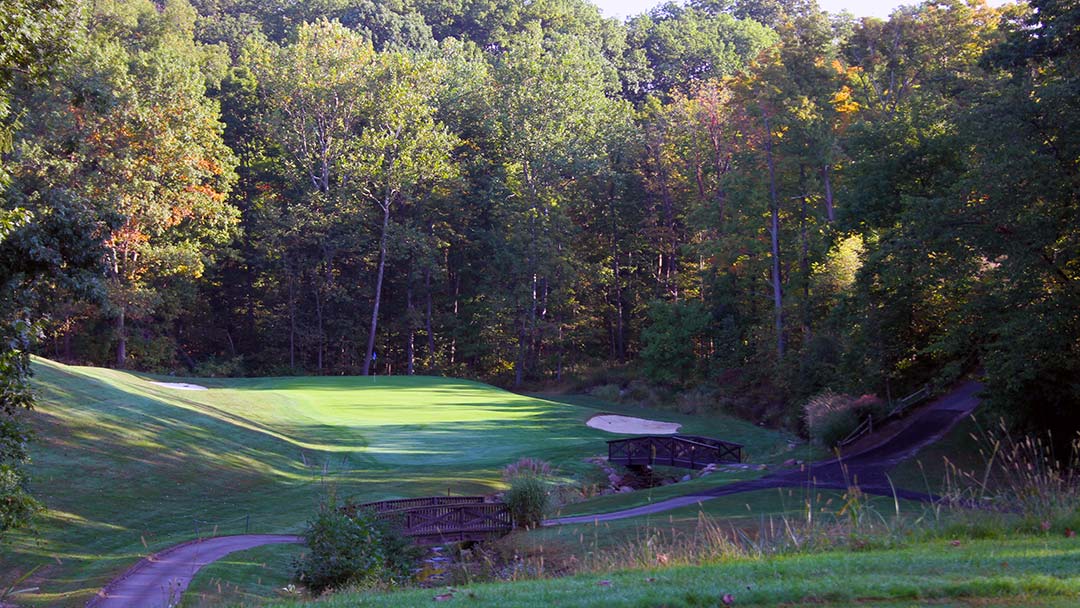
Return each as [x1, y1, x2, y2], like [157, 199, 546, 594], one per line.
[262, 535, 1080, 607]
[179, 543, 303, 607]
[0, 358, 794, 606]
[889, 416, 986, 494]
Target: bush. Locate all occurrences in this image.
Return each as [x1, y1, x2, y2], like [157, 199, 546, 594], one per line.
[588, 383, 621, 403]
[192, 356, 245, 378]
[502, 457, 553, 482]
[292, 503, 419, 596]
[505, 475, 549, 529]
[804, 391, 886, 447]
[675, 386, 722, 415]
[624, 379, 669, 405]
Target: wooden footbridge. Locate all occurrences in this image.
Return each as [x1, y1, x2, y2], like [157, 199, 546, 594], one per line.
[343, 496, 512, 545]
[607, 434, 743, 470]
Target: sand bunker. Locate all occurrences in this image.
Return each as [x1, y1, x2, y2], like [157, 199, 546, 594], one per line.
[586, 414, 681, 435]
[150, 381, 208, 391]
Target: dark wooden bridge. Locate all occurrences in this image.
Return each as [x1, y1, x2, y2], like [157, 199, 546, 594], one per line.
[343, 496, 512, 545]
[607, 434, 743, 470]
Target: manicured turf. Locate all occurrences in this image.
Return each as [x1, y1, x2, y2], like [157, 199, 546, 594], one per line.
[1, 359, 793, 606]
[264, 536, 1080, 607]
[179, 543, 304, 608]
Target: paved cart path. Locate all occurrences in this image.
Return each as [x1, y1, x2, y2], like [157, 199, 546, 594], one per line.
[89, 382, 980, 606]
[86, 534, 302, 608]
[548, 381, 982, 525]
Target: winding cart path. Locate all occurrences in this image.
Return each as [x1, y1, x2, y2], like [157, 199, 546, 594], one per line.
[86, 534, 302, 608]
[548, 381, 982, 525]
[89, 382, 980, 607]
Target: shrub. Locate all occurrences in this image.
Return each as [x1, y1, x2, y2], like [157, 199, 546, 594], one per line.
[588, 383, 621, 403]
[804, 391, 886, 447]
[675, 386, 721, 415]
[292, 503, 418, 595]
[624, 379, 669, 406]
[502, 457, 553, 482]
[192, 356, 245, 378]
[505, 475, 549, 529]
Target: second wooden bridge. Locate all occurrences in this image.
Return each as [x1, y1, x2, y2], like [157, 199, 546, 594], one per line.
[607, 434, 743, 470]
[344, 496, 512, 545]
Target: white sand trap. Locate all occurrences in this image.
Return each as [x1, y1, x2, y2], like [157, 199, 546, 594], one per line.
[586, 414, 681, 435]
[150, 381, 208, 391]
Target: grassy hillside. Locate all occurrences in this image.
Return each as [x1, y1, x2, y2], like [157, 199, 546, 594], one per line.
[1, 358, 791, 605]
[263, 535, 1080, 607]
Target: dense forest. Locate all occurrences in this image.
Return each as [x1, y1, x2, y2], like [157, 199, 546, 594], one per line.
[2, 0, 1078, 448]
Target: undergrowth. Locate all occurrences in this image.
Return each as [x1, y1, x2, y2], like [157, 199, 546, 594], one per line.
[439, 424, 1080, 590]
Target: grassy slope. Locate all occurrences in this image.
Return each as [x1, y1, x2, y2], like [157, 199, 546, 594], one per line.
[888, 416, 990, 494]
[2, 358, 790, 605]
[266, 535, 1080, 607]
[179, 543, 304, 608]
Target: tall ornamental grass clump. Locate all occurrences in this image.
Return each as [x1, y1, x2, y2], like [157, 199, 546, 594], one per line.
[503, 458, 553, 529]
[803, 391, 886, 447]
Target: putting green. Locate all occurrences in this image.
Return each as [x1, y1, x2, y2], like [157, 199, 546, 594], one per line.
[0, 358, 790, 606]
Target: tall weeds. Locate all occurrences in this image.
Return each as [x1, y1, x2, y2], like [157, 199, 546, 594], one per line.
[941, 421, 1080, 525]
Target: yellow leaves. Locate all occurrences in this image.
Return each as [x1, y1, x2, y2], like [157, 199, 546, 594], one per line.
[107, 222, 150, 249]
[197, 157, 224, 175]
[831, 86, 860, 115]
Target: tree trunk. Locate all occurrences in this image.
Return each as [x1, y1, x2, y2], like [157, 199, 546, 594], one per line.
[612, 239, 625, 362]
[406, 281, 415, 376]
[764, 114, 785, 357]
[821, 164, 835, 223]
[658, 151, 678, 298]
[288, 269, 296, 371]
[450, 269, 459, 366]
[115, 307, 126, 367]
[800, 166, 812, 341]
[424, 266, 435, 370]
[314, 278, 324, 373]
[363, 202, 391, 376]
[514, 317, 526, 387]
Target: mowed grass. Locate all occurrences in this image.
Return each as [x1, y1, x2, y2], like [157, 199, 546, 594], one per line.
[179, 543, 304, 608]
[1, 358, 790, 606]
[264, 535, 1080, 607]
[889, 416, 991, 495]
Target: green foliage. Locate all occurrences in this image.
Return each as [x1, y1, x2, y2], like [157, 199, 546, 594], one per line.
[803, 391, 885, 447]
[0, 0, 1071, 452]
[505, 474, 549, 529]
[0, 316, 42, 536]
[588, 384, 621, 402]
[640, 300, 711, 385]
[0, 461, 41, 535]
[293, 503, 418, 596]
[502, 457, 553, 481]
[293, 505, 382, 595]
[627, 3, 777, 99]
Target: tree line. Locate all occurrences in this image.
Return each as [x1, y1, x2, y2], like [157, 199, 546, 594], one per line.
[2, 0, 1078, 485]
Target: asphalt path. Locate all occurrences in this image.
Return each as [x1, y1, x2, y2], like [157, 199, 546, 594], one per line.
[547, 381, 982, 525]
[88, 381, 981, 606]
[86, 534, 302, 608]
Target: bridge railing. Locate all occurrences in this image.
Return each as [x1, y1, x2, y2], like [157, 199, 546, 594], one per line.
[607, 434, 742, 470]
[352, 495, 487, 514]
[837, 385, 932, 449]
[342, 497, 511, 544]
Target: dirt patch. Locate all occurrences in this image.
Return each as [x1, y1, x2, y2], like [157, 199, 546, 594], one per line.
[586, 414, 680, 435]
[149, 381, 208, 391]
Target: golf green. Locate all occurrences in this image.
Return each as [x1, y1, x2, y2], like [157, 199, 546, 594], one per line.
[1, 358, 790, 606]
